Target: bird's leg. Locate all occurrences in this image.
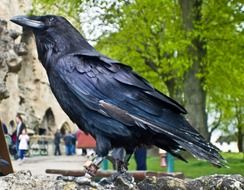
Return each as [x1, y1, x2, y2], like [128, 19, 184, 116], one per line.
[123, 153, 132, 170]
[110, 153, 136, 189]
[117, 153, 134, 178]
[115, 153, 132, 174]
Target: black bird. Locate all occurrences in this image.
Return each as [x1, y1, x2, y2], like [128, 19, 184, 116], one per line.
[11, 15, 225, 180]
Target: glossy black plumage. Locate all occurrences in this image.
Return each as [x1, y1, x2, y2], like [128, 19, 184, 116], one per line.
[11, 15, 225, 167]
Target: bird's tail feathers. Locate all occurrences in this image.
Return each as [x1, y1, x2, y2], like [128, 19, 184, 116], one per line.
[132, 114, 227, 167]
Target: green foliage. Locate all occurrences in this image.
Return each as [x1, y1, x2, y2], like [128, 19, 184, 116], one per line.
[123, 153, 244, 178]
[107, 153, 244, 178]
[95, 0, 191, 95]
[31, 0, 81, 29]
[203, 0, 244, 138]
[174, 152, 244, 178]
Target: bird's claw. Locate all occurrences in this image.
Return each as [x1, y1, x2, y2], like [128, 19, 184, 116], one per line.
[99, 172, 137, 189]
[57, 175, 100, 188]
[98, 172, 121, 186]
[114, 172, 137, 189]
[57, 175, 75, 181]
[75, 176, 100, 188]
[98, 171, 123, 185]
[74, 176, 92, 185]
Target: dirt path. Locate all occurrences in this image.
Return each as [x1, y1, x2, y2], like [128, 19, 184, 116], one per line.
[12, 155, 87, 176]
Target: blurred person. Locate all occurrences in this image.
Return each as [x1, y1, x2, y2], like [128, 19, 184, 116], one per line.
[18, 128, 29, 160]
[76, 130, 97, 156]
[63, 131, 73, 155]
[0, 118, 8, 135]
[54, 129, 62, 155]
[8, 120, 17, 157]
[9, 120, 17, 144]
[159, 149, 167, 167]
[8, 120, 15, 136]
[134, 146, 147, 170]
[71, 132, 77, 155]
[15, 114, 26, 159]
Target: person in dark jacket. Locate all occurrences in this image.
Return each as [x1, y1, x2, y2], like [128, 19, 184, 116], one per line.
[63, 131, 73, 156]
[54, 129, 62, 155]
[0, 119, 8, 135]
[134, 147, 147, 170]
[71, 133, 76, 155]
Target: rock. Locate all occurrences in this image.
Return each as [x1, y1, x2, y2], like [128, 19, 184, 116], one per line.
[14, 42, 28, 56]
[0, 170, 81, 190]
[138, 174, 244, 190]
[186, 174, 244, 190]
[138, 176, 187, 190]
[0, 171, 243, 190]
[9, 30, 20, 40]
[0, 18, 24, 102]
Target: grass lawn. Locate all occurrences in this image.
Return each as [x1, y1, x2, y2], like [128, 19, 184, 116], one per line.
[107, 152, 244, 178]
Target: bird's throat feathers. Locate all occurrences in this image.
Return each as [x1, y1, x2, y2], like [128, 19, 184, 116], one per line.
[36, 36, 56, 68]
[34, 27, 94, 69]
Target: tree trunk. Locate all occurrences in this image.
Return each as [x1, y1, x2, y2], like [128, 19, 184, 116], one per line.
[237, 125, 243, 152]
[165, 78, 183, 104]
[179, 0, 209, 139]
[235, 104, 243, 152]
[183, 61, 209, 139]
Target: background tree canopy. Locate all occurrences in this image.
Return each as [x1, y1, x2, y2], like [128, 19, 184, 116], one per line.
[32, 0, 244, 152]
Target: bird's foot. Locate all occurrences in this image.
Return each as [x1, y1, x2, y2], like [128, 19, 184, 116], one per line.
[115, 172, 136, 189]
[99, 172, 120, 186]
[57, 174, 99, 188]
[99, 172, 137, 189]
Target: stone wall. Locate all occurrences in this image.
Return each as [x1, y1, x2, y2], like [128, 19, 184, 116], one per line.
[0, 1, 76, 134]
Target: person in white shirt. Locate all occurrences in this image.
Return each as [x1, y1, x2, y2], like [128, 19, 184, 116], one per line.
[15, 114, 26, 159]
[18, 128, 29, 160]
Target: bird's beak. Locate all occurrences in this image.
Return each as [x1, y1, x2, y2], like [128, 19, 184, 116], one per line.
[10, 15, 46, 29]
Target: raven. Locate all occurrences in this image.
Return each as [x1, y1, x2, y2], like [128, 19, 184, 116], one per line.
[11, 15, 225, 179]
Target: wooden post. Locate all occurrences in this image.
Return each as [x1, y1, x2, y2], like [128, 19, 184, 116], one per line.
[0, 126, 13, 175]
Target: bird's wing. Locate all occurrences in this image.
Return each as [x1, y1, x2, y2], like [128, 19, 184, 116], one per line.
[54, 54, 193, 140]
[55, 53, 186, 121]
[72, 52, 187, 114]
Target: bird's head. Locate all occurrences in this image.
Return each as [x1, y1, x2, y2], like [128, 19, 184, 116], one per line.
[11, 15, 93, 67]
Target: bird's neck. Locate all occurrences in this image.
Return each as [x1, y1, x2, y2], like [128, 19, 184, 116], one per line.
[36, 38, 56, 69]
[35, 31, 95, 69]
